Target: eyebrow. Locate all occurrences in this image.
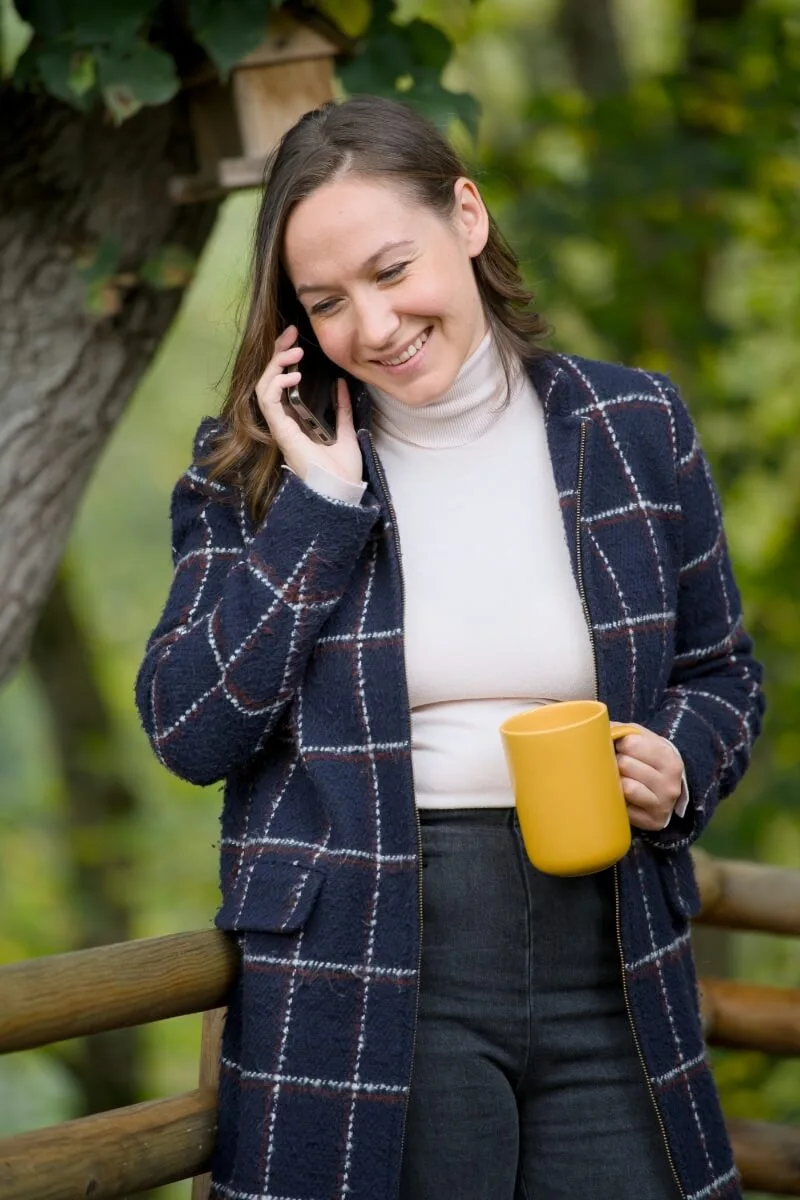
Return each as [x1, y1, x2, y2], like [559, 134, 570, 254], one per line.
[294, 240, 416, 298]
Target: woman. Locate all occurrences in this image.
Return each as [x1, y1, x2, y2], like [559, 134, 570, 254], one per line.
[137, 96, 764, 1200]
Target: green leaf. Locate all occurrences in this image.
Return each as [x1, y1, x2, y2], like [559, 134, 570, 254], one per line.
[96, 39, 178, 116]
[401, 19, 451, 74]
[102, 82, 142, 122]
[75, 237, 121, 286]
[36, 43, 92, 109]
[338, 27, 415, 94]
[315, 0, 370, 38]
[14, 0, 67, 40]
[67, 47, 95, 96]
[1, 0, 33, 78]
[405, 73, 480, 139]
[139, 244, 197, 290]
[70, 0, 155, 47]
[188, 0, 269, 77]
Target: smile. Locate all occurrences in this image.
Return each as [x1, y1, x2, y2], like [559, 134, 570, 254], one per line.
[376, 327, 431, 367]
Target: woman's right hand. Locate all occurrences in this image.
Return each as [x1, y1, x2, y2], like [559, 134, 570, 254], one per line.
[255, 326, 364, 486]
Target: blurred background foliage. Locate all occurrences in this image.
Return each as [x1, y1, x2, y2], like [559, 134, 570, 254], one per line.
[1, 0, 798, 1195]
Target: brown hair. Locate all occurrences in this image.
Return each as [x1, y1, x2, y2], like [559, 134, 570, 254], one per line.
[206, 94, 549, 521]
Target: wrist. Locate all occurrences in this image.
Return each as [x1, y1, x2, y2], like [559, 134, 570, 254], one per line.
[304, 461, 366, 506]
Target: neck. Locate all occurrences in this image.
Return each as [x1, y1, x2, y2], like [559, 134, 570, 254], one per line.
[368, 333, 521, 449]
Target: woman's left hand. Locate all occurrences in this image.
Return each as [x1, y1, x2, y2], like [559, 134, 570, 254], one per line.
[610, 723, 685, 832]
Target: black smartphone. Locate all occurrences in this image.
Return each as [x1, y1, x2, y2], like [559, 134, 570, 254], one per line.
[283, 382, 336, 446]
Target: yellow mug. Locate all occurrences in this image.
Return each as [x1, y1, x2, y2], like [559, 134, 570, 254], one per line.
[500, 700, 638, 876]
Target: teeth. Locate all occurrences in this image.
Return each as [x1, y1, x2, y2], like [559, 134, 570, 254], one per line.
[382, 328, 429, 366]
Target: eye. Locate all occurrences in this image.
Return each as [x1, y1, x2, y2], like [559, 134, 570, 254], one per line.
[377, 262, 409, 283]
[310, 297, 340, 317]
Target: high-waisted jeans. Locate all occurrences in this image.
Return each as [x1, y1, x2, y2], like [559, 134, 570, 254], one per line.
[398, 808, 679, 1199]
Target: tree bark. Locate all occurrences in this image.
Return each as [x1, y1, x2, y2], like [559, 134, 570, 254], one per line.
[0, 85, 219, 686]
[556, 0, 627, 96]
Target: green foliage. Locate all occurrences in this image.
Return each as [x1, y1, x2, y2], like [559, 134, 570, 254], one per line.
[73, 238, 197, 313]
[188, 0, 272, 77]
[13, 0, 177, 116]
[9, 0, 476, 131]
[340, 0, 479, 135]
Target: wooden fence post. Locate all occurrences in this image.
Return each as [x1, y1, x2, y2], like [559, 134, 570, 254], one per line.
[190, 1007, 228, 1200]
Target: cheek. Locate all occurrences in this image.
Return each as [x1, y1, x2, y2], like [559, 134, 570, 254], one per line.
[399, 276, 455, 319]
[312, 321, 350, 368]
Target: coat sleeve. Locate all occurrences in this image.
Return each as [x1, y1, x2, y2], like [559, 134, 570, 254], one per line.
[645, 383, 765, 850]
[135, 419, 382, 786]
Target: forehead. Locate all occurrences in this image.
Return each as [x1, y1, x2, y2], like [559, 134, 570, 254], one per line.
[283, 176, 438, 282]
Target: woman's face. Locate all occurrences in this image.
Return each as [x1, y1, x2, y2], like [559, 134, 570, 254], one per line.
[282, 173, 490, 407]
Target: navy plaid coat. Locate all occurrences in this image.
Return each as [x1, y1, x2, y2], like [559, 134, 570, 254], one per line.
[137, 353, 764, 1200]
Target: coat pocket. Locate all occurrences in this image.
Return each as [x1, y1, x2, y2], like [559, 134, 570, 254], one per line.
[215, 856, 325, 933]
[657, 849, 702, 921]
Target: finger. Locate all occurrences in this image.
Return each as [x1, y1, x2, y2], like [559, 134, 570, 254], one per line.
[257, 370, 305, 445]
[615, 755, 666, 795]
[334, 378, 355, 437]
[620, 774, 660, 810]
[276, 324, 297, 347]
[627, 805, 671, 832]
[255, 346, 304, 404]
[613, 732, 660, 763]
[614, 729, 678, 772]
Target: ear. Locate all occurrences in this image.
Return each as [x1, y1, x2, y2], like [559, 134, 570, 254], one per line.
[452, 177, 489, 258]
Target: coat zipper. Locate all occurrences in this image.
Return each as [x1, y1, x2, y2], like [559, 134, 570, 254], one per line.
[575, 418, 684, 1198]
[361, 427, 424, 1171]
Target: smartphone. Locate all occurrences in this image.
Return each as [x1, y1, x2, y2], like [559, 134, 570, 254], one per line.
[284, 383, 336, 446]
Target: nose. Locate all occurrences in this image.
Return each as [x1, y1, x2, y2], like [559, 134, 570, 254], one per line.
[352, 290, 400, 354]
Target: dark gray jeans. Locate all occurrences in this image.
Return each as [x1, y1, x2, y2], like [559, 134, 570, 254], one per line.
[398, 808, 679, 1200]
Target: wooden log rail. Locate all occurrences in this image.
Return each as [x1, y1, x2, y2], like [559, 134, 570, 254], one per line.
[0, 850, 798, 1199]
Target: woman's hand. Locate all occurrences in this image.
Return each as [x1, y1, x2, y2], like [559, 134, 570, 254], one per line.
[255, 325, 364, 486]
[611, 723, 685, 831]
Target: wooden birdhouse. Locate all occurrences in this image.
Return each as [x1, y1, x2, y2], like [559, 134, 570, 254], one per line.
[170, 11, 348, 203]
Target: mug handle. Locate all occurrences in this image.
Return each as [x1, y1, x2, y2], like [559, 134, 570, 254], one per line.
[611, 723, 640, 744]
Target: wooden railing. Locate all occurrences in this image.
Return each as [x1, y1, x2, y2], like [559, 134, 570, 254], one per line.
[1, 850, 799, 1199]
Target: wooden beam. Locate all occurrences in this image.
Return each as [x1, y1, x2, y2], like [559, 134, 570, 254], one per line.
[692, 848, 800, 936]
[190, 1007, 228, 1200]
[729, 1119, 800, 1195]
[217, 155, 270, 191]
[701, 977, 800, 1055]
[168, 173, 225, 204]
[0, 930, 237, 1054]
[0, 1088, 216, 1200]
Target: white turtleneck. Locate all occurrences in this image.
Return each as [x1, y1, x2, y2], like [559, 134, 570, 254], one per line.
[303, 334, 597, 807]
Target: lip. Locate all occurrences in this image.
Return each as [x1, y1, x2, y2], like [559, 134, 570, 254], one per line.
[371, 326, 432, 375]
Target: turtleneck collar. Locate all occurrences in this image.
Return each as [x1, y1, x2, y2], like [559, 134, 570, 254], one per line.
[367, 332, 521, 449]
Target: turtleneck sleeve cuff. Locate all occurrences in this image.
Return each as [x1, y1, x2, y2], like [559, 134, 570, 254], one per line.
[303, 462, 367, 506]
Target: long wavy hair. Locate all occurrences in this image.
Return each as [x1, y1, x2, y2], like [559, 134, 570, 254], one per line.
[205, 95, 549, 521]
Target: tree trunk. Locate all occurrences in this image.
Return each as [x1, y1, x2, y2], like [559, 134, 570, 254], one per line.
[0, 86, 219, 686]
[556, 0, 627, 96]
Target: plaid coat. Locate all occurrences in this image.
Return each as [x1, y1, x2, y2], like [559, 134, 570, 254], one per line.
[137, 353, 764, 1200]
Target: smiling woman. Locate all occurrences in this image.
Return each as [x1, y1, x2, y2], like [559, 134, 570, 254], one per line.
[199, 95, 547, 520]
[282, 176, 488, 405]
[135, 95, 764, 1200]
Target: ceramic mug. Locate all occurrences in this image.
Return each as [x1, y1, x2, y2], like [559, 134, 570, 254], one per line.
[500, 699, 637, 876]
